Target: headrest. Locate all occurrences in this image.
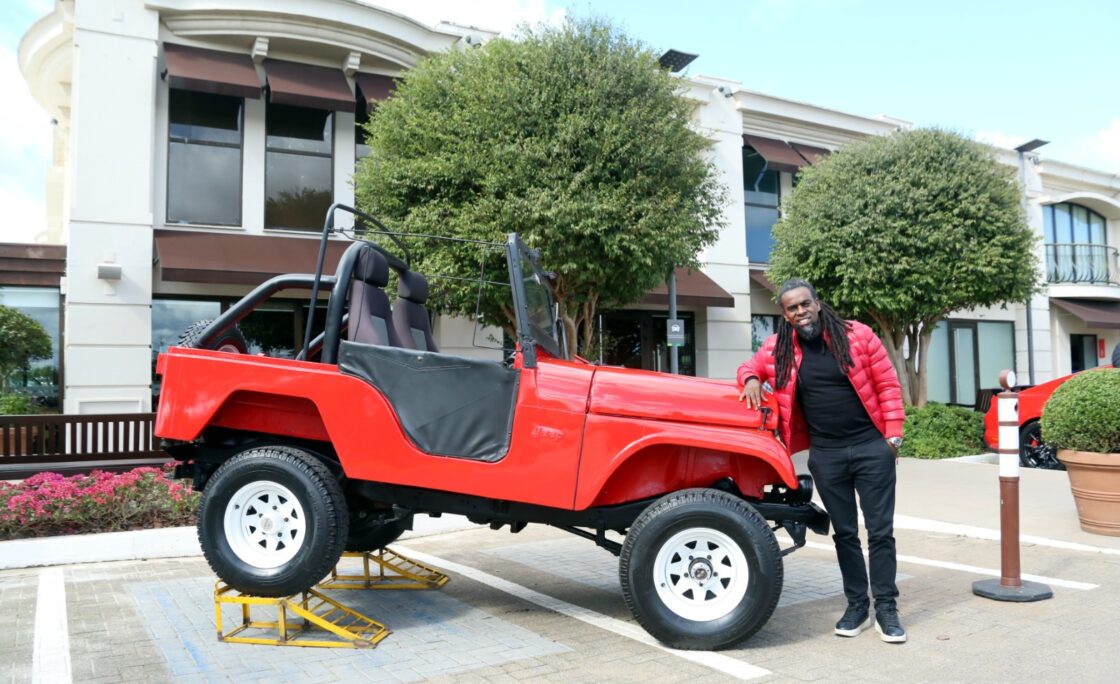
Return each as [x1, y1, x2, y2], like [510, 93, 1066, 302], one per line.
[353, 247, 389, 287]
[397, 271, 429, 303]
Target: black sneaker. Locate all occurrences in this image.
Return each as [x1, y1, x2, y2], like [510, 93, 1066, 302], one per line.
[834, 603, 871, 637]
[875, 606, 907, 643]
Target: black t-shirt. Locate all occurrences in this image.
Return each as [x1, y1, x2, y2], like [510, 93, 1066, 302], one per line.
[795, 333, 881, 448]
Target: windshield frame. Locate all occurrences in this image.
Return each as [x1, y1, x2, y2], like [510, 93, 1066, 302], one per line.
[506, 234, 566, 367]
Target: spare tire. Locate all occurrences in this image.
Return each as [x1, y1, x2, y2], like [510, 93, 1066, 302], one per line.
[179, 319, 249, 353]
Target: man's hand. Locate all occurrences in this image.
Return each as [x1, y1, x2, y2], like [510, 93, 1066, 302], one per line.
[738, 377, 766, 410]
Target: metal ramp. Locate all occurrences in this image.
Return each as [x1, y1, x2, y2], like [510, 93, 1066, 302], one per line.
[213, 548, 449, 648]
[319, 549, 451, 591]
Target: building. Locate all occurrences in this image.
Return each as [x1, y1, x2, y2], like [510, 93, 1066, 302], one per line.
[9, 0, 1119, 415]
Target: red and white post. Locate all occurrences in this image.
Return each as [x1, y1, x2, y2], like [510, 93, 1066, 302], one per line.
[972, 369, 1053, 602]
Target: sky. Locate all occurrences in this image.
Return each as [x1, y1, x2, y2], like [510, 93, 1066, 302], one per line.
[2, 0, 1117, 244]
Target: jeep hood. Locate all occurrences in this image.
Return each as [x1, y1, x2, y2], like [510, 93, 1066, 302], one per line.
[588, 366, 777, 431]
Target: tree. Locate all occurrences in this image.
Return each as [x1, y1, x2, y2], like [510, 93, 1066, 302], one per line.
[769, 128, 1038, 406]
[354, 17, 725, 354]
[0, 305, 53, 391]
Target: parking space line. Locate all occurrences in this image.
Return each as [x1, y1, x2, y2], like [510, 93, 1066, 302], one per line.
[395, 545, 771, 681]
[32, 567, 72, 684]
[798, 540, 1098, 590]
[892, 514, 1120, 556]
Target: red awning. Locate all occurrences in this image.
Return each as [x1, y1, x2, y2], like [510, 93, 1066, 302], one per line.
[163, 44, 261, 99]
[743, 134, 806, 174]
[154, 230, 350, 286]
[791, 142, 831, 165]
[642, 267, 735, 308]
[0, 243, 66, 287]
[1051, 298, 1120, 329]
[264, 59, 354, 112]
[354, 72, 397, 112]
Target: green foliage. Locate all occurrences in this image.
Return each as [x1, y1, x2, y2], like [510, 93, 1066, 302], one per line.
[354, 17, 725, 353]
[1041, 368, 1120, 454]
[769, 129, 1038, 405]
[0, 467, 200, 540]
[0, 394, 38, 415]
[899, 402, 984, 459]
[0, 306, 52, 390]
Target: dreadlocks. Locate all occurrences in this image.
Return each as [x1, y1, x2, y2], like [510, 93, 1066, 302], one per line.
[773, 279, 854, 389]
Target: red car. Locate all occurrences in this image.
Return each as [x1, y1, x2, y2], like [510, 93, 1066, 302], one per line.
[154, 206, 828, 650]
[983, 362, 1114, 469]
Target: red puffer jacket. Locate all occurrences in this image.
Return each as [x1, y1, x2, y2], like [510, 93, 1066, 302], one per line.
[737, 320, 905, 454]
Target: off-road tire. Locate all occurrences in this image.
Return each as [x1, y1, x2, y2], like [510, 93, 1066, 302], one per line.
[178, 319, 249, 354]
[345, 514, 406, 552]
[197, 447, 348, 597]
[619, 488, 783, 650]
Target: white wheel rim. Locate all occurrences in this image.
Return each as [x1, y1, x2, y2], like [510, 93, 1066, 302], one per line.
[223, 481, 307, 569]
[652, 526, 750, 622]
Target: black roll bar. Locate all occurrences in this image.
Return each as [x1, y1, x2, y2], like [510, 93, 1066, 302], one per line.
[196, 274, 336, 350]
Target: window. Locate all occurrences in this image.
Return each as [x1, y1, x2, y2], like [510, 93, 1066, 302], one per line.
[751, 314, 780, 351]
[355, 98, 371, 163]
[1042, 202, 1111, 284]
[266, 103, 333, 230]
[743, 145, 780, 263]
[1070, 334, 1098, 373]
[0, 287, 62, 411]
[599, 311, 696, 376]
[925, 319, 1015, 405]
[167, 90, 243, 225]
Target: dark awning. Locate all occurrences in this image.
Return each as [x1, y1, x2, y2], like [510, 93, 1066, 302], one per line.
[163, 43, 261, 99]
[743, 134, 806, 174]
[749, 269, 776, 294]
[1051, 298, 1120, 329]
[642, 267, 735, 308]
[354, 72, 396, 112]
[791, 142, 831, 165]
[0, 243, 66, 287]
[264, 59, 354, 111]
[154, 230, 350, 285]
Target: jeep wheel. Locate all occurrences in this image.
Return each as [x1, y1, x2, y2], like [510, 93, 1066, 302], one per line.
[619, 488, 783, 650]
[178, 319, 249, 354]
[197, 447, 348, 597]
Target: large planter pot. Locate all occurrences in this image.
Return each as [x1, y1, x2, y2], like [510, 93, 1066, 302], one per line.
[1057, 449, 1120, 536]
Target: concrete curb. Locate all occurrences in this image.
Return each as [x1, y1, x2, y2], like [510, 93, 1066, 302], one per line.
[0, 514, 477, 570]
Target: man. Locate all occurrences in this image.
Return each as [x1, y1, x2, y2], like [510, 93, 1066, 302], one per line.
[738, 278, 907, 643]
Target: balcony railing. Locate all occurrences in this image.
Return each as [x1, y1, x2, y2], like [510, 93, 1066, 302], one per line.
[1045, 243, 1119, 286]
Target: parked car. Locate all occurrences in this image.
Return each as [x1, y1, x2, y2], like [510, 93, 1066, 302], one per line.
[154, 205, 829, 651]
[983, 357, 1116, 469]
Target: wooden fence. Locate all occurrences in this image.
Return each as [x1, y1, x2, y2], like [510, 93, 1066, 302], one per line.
[0, 413, 170, 479]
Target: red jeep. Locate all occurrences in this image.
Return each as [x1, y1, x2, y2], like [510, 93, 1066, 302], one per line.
[155, 206, 828, 650]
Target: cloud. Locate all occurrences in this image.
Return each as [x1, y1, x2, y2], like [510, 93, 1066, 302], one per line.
[361, 0, 566, 35]
[1076, 119, 1120, 173]
[0, 42, 52, 244]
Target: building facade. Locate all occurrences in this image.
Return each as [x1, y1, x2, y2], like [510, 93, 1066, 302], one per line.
[11, 0, 1120, 415]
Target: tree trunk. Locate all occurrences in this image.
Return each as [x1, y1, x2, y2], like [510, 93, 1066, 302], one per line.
[916, 327, 933, 407]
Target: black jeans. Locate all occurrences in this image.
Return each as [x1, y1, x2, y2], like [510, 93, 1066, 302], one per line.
[808, 437, 899, 609]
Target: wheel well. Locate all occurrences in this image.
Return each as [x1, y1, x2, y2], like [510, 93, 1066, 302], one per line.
[171, 429, 340, 492]
[590, 444, 782, 507]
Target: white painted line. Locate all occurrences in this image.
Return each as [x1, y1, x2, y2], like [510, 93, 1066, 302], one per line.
[394, 545, 771, 681]
[32, 567, 72, 684]
[892, 514, 1120, 556]
[795, 540, 1098, 590]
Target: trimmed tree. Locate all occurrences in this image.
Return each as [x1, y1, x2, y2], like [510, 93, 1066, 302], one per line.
[0, 305, 52, 391]
[769, 128, 1038, 406]
[354, 17, 725, 354]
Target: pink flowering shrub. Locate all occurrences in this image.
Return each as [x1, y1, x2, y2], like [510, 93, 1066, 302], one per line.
[0, 465, 199, 540]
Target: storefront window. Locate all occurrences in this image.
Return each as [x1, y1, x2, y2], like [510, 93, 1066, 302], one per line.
[0, 287, 62, 411]
[168, 89, 243, 226]
[743, 145, 780, 263]
[266, 103, 333, 230]
[751, 315, 780, 352]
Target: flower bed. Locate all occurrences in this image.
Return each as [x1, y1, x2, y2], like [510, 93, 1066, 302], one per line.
[0, 466, 199, 540]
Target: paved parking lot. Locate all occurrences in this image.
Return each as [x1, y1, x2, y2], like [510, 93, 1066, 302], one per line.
[3, 458, 1120, 683]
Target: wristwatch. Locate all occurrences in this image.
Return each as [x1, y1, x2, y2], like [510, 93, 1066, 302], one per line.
[887, 437, 903, 449]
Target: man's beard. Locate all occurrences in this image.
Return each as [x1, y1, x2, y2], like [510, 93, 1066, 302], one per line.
[795, 321, 822, 340]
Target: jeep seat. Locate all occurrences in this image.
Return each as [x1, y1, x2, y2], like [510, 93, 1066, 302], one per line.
[348, 247, 402, 347]
[392, 271, 438, 352]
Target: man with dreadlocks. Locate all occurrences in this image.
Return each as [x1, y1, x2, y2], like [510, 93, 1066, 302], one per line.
[738, 278, 907, 644]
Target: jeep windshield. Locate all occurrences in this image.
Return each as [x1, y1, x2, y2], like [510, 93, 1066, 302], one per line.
[507, 234, 566, 365]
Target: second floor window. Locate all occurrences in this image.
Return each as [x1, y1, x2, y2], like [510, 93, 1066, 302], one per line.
[1043, 202, 1113, 285]
[266, 103, 333, 230]
[743, 145, 780, 263]
[168, 90, 243, 226]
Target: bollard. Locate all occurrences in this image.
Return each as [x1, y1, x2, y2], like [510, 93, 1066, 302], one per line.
[972, 369, 1053, 602]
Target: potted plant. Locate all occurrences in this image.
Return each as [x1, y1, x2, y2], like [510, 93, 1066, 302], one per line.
[1041, 368, 1120, 536]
